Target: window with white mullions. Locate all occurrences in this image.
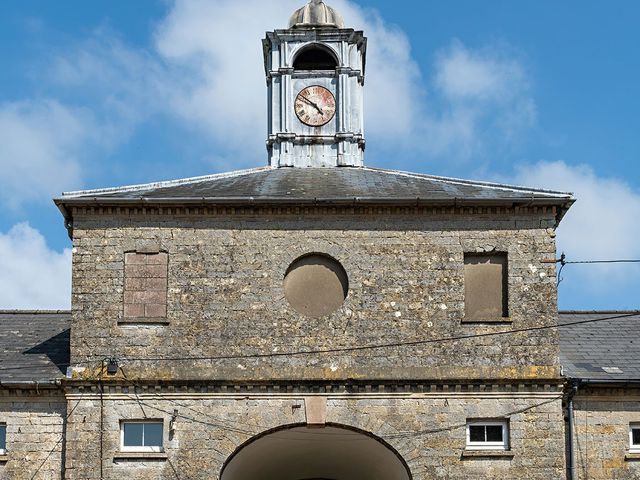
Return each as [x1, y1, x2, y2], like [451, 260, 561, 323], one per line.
[121, 421, 164, 452]
[630, 424, 640, 452]
[0, 424, 6, 454]
[466, 421, 509, 451]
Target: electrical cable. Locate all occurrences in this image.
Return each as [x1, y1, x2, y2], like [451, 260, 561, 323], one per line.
[545, 253, 640, 286]
[565, 259, 640, 264]
[29, 397, 83, 480]
[79, 311, 639, 365]
[120, 390, 563, 441]
[0, 312, 638, 375]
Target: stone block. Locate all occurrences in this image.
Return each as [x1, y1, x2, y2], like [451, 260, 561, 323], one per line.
[145, 303, 167, 318]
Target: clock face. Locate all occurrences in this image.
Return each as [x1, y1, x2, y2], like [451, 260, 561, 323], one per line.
[295, 86, 336, 127]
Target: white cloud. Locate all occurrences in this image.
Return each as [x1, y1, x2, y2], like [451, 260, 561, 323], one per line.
[435, 41, 527, 102]
[49, 29, 167, 143]
[422, 41, 536, 158]
[0, 223, 71, 309]
[510, 161, 640, 289]
[153, 1, 537, 161]
[152, 0, 426, 153]
[0, 100, 90, 209]
[45, 0, 531, 163]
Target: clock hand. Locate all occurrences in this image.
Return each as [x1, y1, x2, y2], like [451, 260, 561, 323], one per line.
[299, 95, 325, 115]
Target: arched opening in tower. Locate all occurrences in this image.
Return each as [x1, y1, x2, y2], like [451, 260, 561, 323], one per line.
[293, 46, 338, 70]
[220, 425, 412, 480]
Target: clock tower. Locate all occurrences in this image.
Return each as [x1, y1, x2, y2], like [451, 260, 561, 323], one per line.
[263, 0, 367, 168]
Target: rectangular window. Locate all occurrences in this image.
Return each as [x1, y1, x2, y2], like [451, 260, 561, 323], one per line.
[120, 421, 164, 453]
[466, 421, 509, 451]
[123, 252, 168, 320]
[0, 424, 5, 454]
[464, 253, 508, 321]
[630, 424, 640, 453]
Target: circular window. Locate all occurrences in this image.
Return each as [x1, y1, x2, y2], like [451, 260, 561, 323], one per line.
[284, 254, 349, 317]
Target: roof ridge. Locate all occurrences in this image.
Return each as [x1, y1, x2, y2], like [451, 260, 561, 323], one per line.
[0, 310, 71, 314]
[559, 310, 640, 314]
[363, 167, 574, 198]
[59, 166, 271, 198]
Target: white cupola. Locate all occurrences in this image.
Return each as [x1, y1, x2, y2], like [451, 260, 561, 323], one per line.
[263, 0, 367, 168]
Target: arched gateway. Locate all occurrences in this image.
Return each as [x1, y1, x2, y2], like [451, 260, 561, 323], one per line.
[220, 424, 412, 480]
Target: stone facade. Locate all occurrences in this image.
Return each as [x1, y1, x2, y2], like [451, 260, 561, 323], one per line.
[0, 392, 66, 480]
[3, 3, 609, 476]
[572, 387, 640, 480]
[61, 385, 564, 480]
[40, 205, 567, 479]
[69, 209, 560, 382]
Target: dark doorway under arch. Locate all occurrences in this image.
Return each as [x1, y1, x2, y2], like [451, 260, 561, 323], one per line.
[221, 424, 411, 480]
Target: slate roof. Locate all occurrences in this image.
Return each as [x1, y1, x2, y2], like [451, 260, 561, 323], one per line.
[0, 311, 70, 384]
[56, 166, 573, 207]
[1, 309, 639, 384]
[560, 311, 640, 382]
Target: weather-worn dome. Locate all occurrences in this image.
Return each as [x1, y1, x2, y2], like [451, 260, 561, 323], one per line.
[289, 0, 345, 29]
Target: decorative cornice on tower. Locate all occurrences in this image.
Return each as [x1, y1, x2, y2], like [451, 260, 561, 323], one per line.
[289, 0, 345, 29]
[264, 3, 366, 168]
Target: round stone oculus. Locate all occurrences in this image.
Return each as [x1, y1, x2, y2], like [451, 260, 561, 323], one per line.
[283, 254, 348, 317]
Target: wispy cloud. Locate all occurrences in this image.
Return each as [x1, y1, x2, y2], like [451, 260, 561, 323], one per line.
[0, 223, 71, 309]
[419, 40, 535, 159]
[41, 0, 534, 167]
[0, 100, 90, 209]
[152, 0, 428, 155]
[508, 160, 640, 307]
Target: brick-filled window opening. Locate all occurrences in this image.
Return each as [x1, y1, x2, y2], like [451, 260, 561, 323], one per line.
[121, 421, 164, 453]
[466, 421, 509, 451]
[630, 424, 640, 452]
[464, 253, 508, 321]
[124, 252, 168, 320]
[0, 423, 6, 454]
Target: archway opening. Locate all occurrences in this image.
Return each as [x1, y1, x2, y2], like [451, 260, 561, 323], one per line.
[293, 46, 338, 70]
[221, 424, 411, 480]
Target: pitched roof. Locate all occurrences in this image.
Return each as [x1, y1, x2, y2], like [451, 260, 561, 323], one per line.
[54, 167, 574, 239]
[0, 311, 70, 384]
[559, 311, 640, 382]
[57, 166, 573, 206]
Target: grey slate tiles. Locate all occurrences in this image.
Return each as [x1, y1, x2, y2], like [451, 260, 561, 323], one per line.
[559, 311, 640, 381]
[58, 167, 573, 204]
[0, 311, 70, 383]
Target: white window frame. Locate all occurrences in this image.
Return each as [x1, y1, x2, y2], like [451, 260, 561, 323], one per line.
[629, 424, 640, 453]
[466, 420, 509, 451]
[120, 420, 164, 453]
[0, 423, 6, 455]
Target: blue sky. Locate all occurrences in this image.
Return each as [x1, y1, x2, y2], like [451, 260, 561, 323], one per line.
[0, 0, 638, 310]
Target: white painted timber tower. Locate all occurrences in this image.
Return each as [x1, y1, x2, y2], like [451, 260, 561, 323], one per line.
[263, 0, 367, 168]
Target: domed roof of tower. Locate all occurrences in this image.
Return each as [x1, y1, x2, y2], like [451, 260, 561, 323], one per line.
[289, 0, 345, 29]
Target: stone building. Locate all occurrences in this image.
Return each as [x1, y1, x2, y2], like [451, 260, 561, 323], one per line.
[560, 311, 640, 480]
[0, 1, 639, 479]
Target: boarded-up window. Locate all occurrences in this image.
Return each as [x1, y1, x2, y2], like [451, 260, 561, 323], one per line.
[464, 253, 508, 321]
[123, 252, 168, 320]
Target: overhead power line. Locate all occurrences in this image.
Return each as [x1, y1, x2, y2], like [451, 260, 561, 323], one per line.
[0, 312, 630, 374]
[565, 259, 640, 264]
[547, 253, 640, 286]
[69, 311, 637, 366]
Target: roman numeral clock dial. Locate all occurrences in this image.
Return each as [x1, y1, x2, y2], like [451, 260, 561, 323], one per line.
[295, 86, 336, 127]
